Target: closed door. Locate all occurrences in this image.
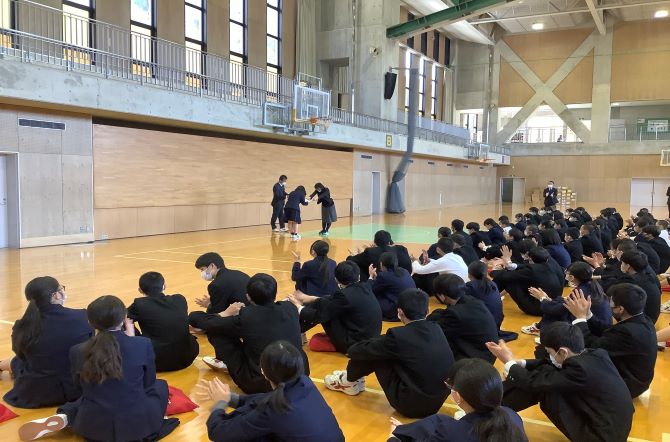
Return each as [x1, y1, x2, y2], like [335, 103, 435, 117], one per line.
[630, 179, 654, 208]
[652, 178, 670, 208]
[0, 156, 7, 248]
[371, 172, 381, 215]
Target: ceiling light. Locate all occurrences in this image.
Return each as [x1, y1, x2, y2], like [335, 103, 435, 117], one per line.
[655, 10, 669, 18]
[531, 22, 544, 30]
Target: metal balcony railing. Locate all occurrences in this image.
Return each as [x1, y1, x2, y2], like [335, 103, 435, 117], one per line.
[0, 0, 509, 156]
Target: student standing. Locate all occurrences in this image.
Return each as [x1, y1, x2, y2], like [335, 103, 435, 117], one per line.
[543, 181, 558, 209]
[270, 175, 288, 232]
[323, 289, 454, 418]
[488, 322, 634, 442]
[201, 341, 344, 442]
[1, 277, 93, 408]
[18, 295, 179, 442]
[389, 358, 527, 442]
[127, 272, 199, 372]
[291, 240, 338, 297]
[309, 182, 337, 236]
[284, 185, 309, 240]
[190, 274, 309, 393]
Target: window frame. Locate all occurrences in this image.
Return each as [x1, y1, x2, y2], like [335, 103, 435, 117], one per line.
[229, 0, 248, 64]
[62, 0, 95, 63]
[185, 0, 206, 84]
[266, 0, 281, 99]
[130, 0, 156, 76]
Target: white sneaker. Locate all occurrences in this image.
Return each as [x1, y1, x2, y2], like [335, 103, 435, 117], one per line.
[324, 370, 365, 396]
[202, 356, 228, 371]
[453, 409, 466, 420]
[534, 337, 541, 345]
[272, 228, 280, 232]
[18, 414, 68, 441]
[322, 232, 329, 236]
[279, 228, 289, 232]
[295, 234, 301, 240]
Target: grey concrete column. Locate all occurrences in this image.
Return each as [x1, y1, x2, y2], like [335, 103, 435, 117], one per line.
[482, 42, 501, 144]
[352, 0, 400, 120]
[590, 24, 613, 143]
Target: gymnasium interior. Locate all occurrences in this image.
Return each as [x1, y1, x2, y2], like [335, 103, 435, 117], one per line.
[0, 0, 669, 440]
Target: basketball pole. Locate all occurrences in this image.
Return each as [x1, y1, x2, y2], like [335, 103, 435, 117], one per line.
[386, 67, 418, 214]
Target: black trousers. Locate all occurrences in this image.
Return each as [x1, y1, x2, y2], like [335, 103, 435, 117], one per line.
[347, 359, 448, 418]
[208, 334, 272, 394]
[300, 317, 351, 354]
[412, 273, 438, 296]
[270, 202, 285, 229]
[503, 282, 542, 316]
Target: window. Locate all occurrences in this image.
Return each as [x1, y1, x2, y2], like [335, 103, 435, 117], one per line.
[431, 63, 438, 120]
[404, 50, 411, 110]
[433, 31, 439, 61]
[406, 13, 414, 48]
[1, 0, 15, 48]
[230, 0, 247, 62]
[420, 32, 427, 55]
[131, 0, 156, 76]
[185, 0, 206, 86]
[418, 59, 425, 116]
[62, 1, 94, 64]
[266, 0, 281, 99]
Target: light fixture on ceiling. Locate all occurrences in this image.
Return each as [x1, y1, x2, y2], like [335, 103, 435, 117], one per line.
[655, 10, 669, 18]
[531, 22, 544, 31]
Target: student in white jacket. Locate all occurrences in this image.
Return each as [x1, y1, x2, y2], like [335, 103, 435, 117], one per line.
[411, 237, 469, 295]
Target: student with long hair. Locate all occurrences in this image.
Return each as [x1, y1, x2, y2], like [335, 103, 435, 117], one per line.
[539, 228, 571, 269]
[389, 358, 527, 442]
[18, 295, 179, 441]
[201, 341, 344, 441]
[465, 261, 503, 330]
[347, 230, 412, 281]
[369, 252, 416, 321]
[127, 271, 199, 372]
[1, 277, 93, 408]
[483, 218, 506, 246]
[291, 240, 338, 297]
[309, 182, 338, 236]
[284, 185, 309, 240]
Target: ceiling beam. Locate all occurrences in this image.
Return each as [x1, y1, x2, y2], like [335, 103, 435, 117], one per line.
[585, 0, 607, 35]
[468, 0, 670, 24]
[387, 0, 516, 39]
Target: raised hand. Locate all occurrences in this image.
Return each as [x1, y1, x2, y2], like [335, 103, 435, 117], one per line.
[291, 250, 301, 262]
[196, 377, 231, 403]
[368, 264, 378, 280]
[500, 245, 512, 262]
[563, 289, 591, 320]
[528, 287, 549, 301]
[220, 302, 245, 317]
[195, 295, 211, 309]
[485, 339, 514, 363]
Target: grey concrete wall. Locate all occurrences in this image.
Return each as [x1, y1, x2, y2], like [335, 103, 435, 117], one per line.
[96, 0, 131, 57]
[507, 140, 669, 156]
[0, 105, 93, 247]
[454, 40, 489, 111]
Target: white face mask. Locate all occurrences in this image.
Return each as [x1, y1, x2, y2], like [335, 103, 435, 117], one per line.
[549, 353, 562, 368]
[201, 270, 213, 281]
[548, 185, 554, 189]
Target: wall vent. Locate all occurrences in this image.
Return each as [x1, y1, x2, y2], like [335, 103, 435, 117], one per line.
[18, 118, 66, 130]
[428, 161, 435, 165]
[360, 154, 372, 159]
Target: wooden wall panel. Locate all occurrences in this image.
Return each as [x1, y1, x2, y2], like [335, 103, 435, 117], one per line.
[499, 28, 594, 107]
[612, 20, 670, 102]
[93, 125, 353, 208]
[497, 154, 667, 204]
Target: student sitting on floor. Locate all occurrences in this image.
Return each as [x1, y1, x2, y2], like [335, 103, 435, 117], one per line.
[291, 240, 338, 297]
[18, 295, 179, 442]
[127, 271, 199, 372]
[451, 219, 474, 248]
[539, 228, 571, 270]
[288, 261, 382, 354]
[521, 261, 612, 337]
[412, 237, 469, 295]
[323, 289, 454, 418]
[487, 322, 634, 442]
[388, 358, 527, 442]
[580, 223, 605, 258]
[347, 230, 412, 281]
[427, 227, 452, 259]
[369, 252, 416, 321]
[194, 252, 250, 314]
[427, 274, 499, 363]
[190, 273, 309, 393]
[483, 218, 506, 246]
[1, 277, 93, 409]
[201, 341, 344, 442]
[563, 227, 584, 263]
[564, 284, 657, 398]
[491, 247, 564, 316]
[637, 225, 670, 273]
[466, 222, 492, 258]
[452, 233, 479, 266]
[502, 227, 525, 264]
[514, 213, 527, 232]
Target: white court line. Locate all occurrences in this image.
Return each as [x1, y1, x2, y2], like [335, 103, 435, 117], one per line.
[116, 235, 276, 257]
[157, 251, 295, 263]
[310, 378, 655, 441]
[115, 255, 292, 273]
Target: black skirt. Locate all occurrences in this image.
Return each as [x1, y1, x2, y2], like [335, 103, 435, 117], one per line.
[285, 208, 302, 224]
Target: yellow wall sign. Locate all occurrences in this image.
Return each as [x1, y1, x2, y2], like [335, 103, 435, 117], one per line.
[386, 134, 392, 147]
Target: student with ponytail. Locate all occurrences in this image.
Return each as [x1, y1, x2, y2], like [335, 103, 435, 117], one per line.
[201, 341, 344, 442]
[291, 240, 338, 297]
[18, 295, 179, 441]
[389, 358, 527, 442]
[1, 276, 92, 408]
[127, 271, 199, 372]
[369, 252, 416, 321]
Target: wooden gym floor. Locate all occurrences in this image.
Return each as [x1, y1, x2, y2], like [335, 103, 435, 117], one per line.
[0, 204, 668, 441]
